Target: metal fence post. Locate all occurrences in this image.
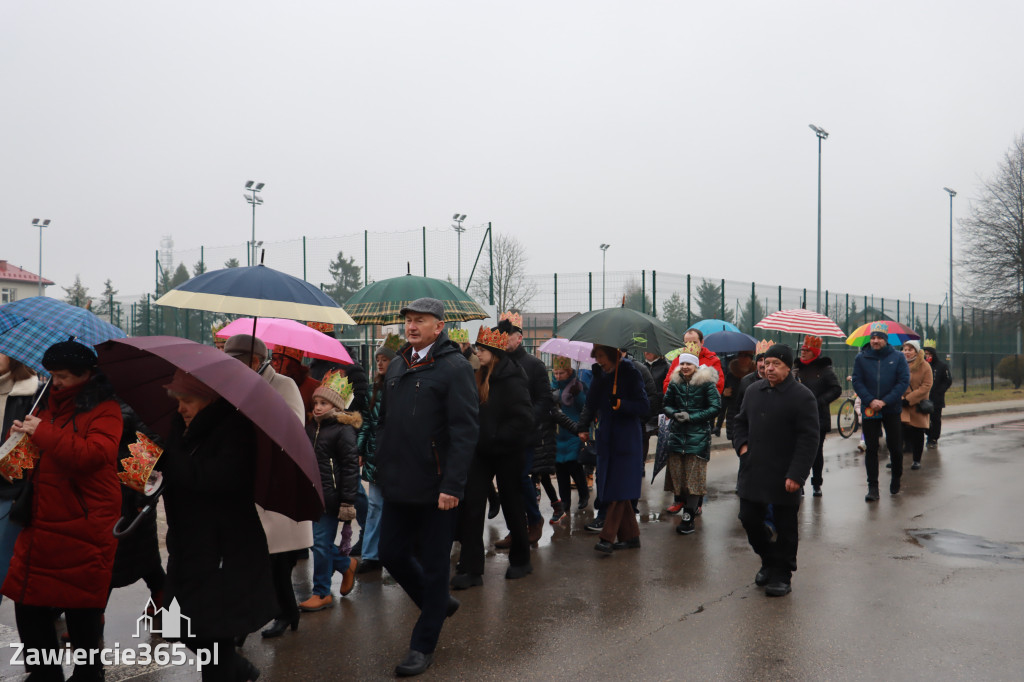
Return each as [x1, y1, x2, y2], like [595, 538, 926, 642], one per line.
[641, 270, 646, 314]
[652, 270, 657, 317]
[302, 236, 307, 281]
[686, 275, 692, 327]
[554, 274, 558, 335]
[778, 286, 782, 312]
[720, 278, 725, 319]
[588, 272, 593, 312]
[422, 226, 427, 276]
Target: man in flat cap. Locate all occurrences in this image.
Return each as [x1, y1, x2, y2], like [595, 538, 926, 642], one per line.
[375, 298, 479, 677]
[851, 324, 910, 502]
[732, 344, 818, 597]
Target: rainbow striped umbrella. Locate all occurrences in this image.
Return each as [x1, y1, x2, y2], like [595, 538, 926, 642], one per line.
[846, 320, 920, 347]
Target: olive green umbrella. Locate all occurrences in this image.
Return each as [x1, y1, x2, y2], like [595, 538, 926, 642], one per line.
[556, 307, 683, 356]
[343, 274, 488, 325]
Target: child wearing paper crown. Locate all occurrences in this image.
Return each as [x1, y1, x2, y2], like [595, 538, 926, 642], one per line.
[297, 371, 363, 612]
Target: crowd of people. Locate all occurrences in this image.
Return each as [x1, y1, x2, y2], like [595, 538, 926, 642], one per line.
[0, 309, 955, 679]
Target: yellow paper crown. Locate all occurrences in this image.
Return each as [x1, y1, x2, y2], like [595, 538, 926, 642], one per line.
[755, 339, 773, 355]
[118, 432, 164, 494]
[552, 356, 572, 370]
[499, 311, 523, 330]
[447, 328, 469, 344]
[0, 433, 41, 481]
[382, 333, 404, 353]
[682, 341, 702, 357]
[923, 338, 937, 348]
[319, 370, 355, 409]
[476, 326, 509, 351]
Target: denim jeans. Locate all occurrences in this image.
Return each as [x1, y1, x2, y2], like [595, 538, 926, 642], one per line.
[362, 483, 384, 561]
[0, 498, 22, 606]
[519, 447, 543, 525]
[311, 513, 352, 597]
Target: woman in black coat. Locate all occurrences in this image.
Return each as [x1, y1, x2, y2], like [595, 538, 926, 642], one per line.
[923, 346, 953, 448]
[160, 371, 276, 682]
[792, 337, 842, 497]
[451, 327, 535, 589]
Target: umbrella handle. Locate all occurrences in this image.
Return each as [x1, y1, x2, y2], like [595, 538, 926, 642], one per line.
[611, 355, 621, 411]
[113, 482, 166, 539]
[27, 378, 51, 417]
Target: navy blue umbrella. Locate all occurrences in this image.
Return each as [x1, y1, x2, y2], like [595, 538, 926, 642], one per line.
[702, 330, 757, 354]
[154, 265, 355, 325]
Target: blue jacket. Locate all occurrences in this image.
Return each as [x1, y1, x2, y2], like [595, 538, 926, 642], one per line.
[553, 371, 587, 463]
[852, 345, 911, 416]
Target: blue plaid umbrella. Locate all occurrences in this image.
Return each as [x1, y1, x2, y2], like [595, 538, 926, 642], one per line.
[0, 297, 126, 374]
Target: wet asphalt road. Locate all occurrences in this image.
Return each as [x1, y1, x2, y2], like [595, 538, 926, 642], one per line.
[3, 411, 1024, 681]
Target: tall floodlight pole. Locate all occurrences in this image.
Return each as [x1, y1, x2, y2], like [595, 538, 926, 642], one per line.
[809, 124, 829, 313]
[244, 181, 265, 266]
[599, 243, 610, 309]
[943, 187, 956, 366]
[32, 219, 51, 296]
[452, 213, 466, 287]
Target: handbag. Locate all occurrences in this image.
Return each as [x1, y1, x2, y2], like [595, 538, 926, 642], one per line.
[917, 399, 935, 415]
[578, 442, 597, 467]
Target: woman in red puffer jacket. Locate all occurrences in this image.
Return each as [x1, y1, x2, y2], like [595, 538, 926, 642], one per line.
[2, 340, 122, 682]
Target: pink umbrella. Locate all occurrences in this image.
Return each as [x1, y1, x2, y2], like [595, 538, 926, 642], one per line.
[755, 309, 846, 338]
[538, 337, 595, 364]
[217, 318, 353, 363]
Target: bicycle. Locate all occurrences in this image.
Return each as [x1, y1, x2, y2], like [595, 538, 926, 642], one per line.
[836, 381, 859, 439]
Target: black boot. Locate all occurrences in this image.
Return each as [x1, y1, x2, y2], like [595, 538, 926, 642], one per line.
[261, 615, 298, 638]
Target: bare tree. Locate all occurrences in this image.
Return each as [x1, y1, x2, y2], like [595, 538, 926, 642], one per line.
[960, 134, 1024, 314]
[471, 233, 538, 312]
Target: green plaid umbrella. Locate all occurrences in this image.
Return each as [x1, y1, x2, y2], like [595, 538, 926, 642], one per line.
[344, 275, 487, 325]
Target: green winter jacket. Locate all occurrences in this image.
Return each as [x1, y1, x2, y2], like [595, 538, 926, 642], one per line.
[662, 365, 721, 460]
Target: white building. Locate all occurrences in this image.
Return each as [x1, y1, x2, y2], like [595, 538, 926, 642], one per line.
[0, 260, 53, 303]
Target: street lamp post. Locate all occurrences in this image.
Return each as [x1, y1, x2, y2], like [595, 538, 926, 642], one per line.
[452, 213, 466, 287]
[32, 219, 51, 296]
[244, 181, 265, 266]
[599, 243, 610, 309]
[809, 124, 829, 314]
[943, 187, 956, 366]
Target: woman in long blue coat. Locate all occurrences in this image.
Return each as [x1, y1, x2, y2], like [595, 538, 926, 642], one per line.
[578, 346, 649, 554]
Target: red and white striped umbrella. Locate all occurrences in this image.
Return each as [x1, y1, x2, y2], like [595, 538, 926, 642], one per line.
[754, 309, 846, 338]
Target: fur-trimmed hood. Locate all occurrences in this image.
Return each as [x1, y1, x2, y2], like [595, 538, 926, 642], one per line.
[669, 364, 719, 386]
[313, 408, 363, 429]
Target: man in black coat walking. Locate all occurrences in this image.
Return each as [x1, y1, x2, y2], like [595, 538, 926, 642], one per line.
[376, 298, 479, 677]
[923, 346, 953, 448]
[732, 344, 819, 597]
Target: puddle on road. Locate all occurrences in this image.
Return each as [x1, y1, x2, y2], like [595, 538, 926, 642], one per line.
[907, 528, 1024, 564]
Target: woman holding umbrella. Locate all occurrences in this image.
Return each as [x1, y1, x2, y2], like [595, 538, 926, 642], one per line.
[578, 345, 649, 554]
[159, 369, 275, 681]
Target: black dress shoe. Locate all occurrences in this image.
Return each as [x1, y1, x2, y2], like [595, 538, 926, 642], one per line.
[594, 540, 614, 554]
[450, 573, 483, 590]
[755, 565, 770, 587]
[260, 615, 298, 638]
[612, 538, 641, 550]
[765, 581, 792, 597]
[890, 480, 901, 495]
[395, 649, 434, 677]
[239, 656, 260, 681]
[505, 563, 533, 579]
[446, 596, 460, 618]
[865, 487, 880, 502]
[355, 558, 382, 574]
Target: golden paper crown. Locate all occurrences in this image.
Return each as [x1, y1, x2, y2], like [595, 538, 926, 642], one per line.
[0, 433, 41, 481]
[552, 356, 572, 370]
[499, 311, 523, 330]
[382, 333, 404, 353]
[801, 335, 823, 351]
[307, 321, 335, 334]
[923, 338, 937, 348]
[475, 326, 509, 351]
[118, 432, 164, 494]
[274, 346, 304, 363]
[682, 341, 702, 357]
[317, 370, 355, 410]
[755, 339, 773, 355]
[447, 328, 469, 344]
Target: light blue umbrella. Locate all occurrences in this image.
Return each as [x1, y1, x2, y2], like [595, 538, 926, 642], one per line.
[690, 318, 740, 335]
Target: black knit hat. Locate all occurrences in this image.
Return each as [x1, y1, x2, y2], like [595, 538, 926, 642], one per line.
[764, 343, 794, 368]
[42, 337, 98, 372]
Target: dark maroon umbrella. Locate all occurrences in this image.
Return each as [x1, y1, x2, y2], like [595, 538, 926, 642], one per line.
[95, 336, 324, 522]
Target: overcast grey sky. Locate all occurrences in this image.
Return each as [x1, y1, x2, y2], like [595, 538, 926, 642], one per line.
[3, 1, 1022, 307]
